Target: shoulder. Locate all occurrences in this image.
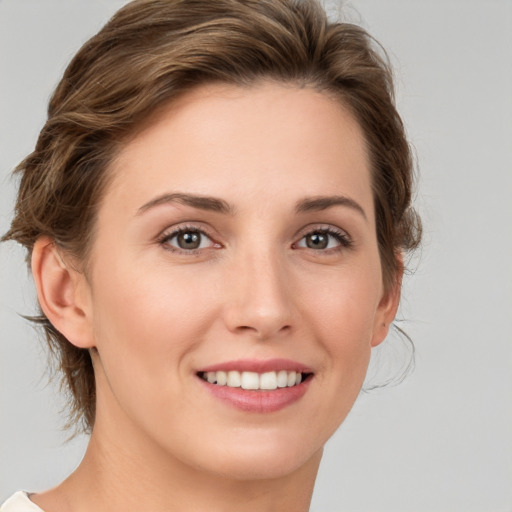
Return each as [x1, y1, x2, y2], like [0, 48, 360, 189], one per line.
[1, 492, 45, 512]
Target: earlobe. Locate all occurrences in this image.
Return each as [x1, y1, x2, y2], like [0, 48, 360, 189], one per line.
[371, 262, 403, 348]
[31, 237, 95, 349]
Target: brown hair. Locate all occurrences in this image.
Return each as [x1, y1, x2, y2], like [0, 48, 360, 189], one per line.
[3, 0, 421, 432]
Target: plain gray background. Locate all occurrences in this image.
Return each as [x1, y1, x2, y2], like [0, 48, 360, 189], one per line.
[1, 1, 511, 510]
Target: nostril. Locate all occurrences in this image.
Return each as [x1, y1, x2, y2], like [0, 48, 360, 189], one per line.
[235, 323, 291, 338]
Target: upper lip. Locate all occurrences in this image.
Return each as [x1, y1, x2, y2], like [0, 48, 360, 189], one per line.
[197, 358, 313, 374]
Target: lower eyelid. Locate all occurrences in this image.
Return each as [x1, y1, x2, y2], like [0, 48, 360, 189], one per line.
[157, 225, 351, 253]
[159, 222, 231, 256]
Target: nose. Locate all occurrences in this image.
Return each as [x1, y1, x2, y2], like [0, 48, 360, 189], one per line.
[222, 250, 295, 340]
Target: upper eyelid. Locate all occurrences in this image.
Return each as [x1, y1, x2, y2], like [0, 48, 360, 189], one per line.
[158, 222, 217, 240]
[293, 226, 354, 253]
[156, 222, 352, 247]
[294, 223, 351, 240]
[157, 225, 220, 254]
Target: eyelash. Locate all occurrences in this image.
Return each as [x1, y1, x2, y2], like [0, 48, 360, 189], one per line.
[293, 226, 353, 253]
[157, 224, 219, 255]
[157, 224, 353, 255]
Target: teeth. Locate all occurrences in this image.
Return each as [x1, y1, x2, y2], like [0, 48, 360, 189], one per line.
[260, 371, 277, 390]
[277, 370, 288, 388]
[201, 370, 307, 390]
[241, 371, 259, 390]
[216, 371, 227, 386]
[227, 371, 241, 387]
[287, 371, 297, 387]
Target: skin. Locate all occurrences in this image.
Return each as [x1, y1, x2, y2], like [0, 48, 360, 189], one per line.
[31, 82, 400, 512]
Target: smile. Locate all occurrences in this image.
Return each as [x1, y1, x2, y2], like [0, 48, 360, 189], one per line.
[196, 359, 314, 412]
[198, 370, 310, 390]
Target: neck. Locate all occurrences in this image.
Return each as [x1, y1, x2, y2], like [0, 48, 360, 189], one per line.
[33, 416, 322, 512]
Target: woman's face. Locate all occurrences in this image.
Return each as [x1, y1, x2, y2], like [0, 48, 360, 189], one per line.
[80, 82, 397, 479]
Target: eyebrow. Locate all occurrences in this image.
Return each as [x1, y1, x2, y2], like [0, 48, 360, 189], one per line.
[137, 192, 367, 221]
[295, 195, 368, 222]
[137, 192, 235, 216]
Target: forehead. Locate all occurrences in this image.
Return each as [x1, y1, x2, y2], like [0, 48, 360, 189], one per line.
[106, 82, 373, 217]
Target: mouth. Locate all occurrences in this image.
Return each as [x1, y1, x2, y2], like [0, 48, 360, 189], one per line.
[197, 370, 313, 390]
[195, 360, 314, 413]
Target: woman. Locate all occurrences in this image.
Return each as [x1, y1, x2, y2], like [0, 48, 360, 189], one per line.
[1, 0, 420, 510]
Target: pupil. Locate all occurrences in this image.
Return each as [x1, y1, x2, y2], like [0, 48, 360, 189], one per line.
[307, 233, 328, 249]
[178, 231, 200, 249]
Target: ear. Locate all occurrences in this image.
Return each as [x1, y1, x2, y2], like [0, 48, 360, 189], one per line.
[31, 236, 95, 349]
[370, 257, 404, 348]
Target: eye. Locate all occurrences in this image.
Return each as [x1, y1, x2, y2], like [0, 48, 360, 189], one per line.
[295, 228, 351, 251]
[160, 227, 217, 252]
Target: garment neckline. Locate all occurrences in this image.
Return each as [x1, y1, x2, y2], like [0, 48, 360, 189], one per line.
[2, 491, 45, 512]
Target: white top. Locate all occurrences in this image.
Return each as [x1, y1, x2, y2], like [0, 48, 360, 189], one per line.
[0, 492, 44, 512]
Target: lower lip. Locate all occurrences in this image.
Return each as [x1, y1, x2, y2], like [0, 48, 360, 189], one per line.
[199, 377, 312, 413]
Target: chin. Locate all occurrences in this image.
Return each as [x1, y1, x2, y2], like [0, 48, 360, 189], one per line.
[183, 427, 325, 481]
[202, 446, 322, 482]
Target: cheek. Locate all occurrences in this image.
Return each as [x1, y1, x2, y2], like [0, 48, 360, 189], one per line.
[302, 259, 382, 385]
[306, 272, 381, 435]
[87, 261, 221, 440]
[89, 261, 217, 385]
[95, 255, 205, 329]
[307, 260, 382, 337]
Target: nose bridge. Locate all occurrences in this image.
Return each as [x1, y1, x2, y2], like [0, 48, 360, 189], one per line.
[224, 235, 294, 339]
